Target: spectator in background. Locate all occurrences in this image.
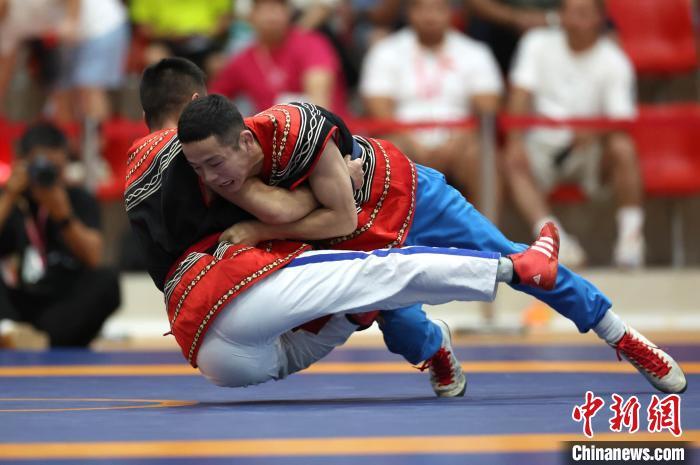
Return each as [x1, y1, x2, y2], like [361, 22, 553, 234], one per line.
[503, 0, 644, 268]
[466, 0, 560, 74]
[0, 0, 129, 123]
[0, 0, 54, 110]
[360, 0, 503, 209]
[234, 0, 358, 88]
[129, 0, 232, 76]
[210, 0, 348, 116]
[0, 122, 120, 347]
[0, 0, 63, 111]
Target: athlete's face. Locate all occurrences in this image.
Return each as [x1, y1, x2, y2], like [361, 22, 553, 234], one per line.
[182, 132, 261, 195]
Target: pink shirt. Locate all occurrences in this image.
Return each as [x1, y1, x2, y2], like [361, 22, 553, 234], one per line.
[210, 28, 348, 115]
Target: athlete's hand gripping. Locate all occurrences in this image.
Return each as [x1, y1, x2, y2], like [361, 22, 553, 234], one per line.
[219, 220, 267, 246]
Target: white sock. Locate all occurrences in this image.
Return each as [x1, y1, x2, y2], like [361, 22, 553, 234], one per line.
[617, 206, 644, 239]
[497, 257, 514, 283]
[593, 310, 627, 345]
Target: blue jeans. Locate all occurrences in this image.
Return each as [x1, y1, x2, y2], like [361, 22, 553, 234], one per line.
[380, 165, 612, 364]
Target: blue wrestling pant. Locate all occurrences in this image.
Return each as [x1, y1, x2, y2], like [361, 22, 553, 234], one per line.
[380, 165, 612, 364]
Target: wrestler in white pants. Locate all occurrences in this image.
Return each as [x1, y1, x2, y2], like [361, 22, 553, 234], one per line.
[197, 246, 500, 387]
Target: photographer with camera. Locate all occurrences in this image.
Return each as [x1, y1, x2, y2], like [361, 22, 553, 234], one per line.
[0, 122, 120, 348]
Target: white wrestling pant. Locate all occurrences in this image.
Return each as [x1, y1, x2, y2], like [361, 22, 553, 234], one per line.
[196, 246, 499, 388]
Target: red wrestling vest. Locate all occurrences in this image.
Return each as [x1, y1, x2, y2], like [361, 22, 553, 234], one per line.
[246, 103, 417, 252]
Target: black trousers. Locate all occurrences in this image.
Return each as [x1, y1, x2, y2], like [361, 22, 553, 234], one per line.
[0, 268, 121, 347]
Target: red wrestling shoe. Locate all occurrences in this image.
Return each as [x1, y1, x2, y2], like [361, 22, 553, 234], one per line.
[509, 222, 560, 291]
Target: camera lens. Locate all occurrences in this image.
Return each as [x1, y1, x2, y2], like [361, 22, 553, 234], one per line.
[28, 155, 58, 187]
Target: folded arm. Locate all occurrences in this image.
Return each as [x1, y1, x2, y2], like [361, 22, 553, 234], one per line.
[219, 177, 319, 225]
[220, 141, 358, 245]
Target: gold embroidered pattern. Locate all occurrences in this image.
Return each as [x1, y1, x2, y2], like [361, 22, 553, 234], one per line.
[126, 132, 161, 165]
[273, 108, 291, 178]
[261, 107, 291, 180]
[329, 138, 392, 245]
[169, 247, 252, 327]
[387, 160, 417, 248]
[125, 130, 176, 182]
[264, 113, 278, 175]
[187, 245, 308, 364]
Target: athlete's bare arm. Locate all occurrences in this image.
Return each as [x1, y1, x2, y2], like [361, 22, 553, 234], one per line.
[213, 154, 362, 226]
[219, 141, 358, 245]
[219, 178, 320, 225]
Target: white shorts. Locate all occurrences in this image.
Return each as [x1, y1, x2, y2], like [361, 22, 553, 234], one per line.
[526, 129, 603, 195]
[196, 246, 500, 388]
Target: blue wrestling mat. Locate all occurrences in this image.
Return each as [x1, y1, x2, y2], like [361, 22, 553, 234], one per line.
[0, 341, 697, 464]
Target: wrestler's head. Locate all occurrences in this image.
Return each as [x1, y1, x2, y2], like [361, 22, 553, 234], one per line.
[178, 94, 262, 195]
[140, 57, 207, 131]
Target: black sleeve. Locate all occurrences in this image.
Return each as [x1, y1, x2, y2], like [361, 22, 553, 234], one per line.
[0, 202, 24, 257]
[67, 187, 101, 229]
[316, 105, 355, 157]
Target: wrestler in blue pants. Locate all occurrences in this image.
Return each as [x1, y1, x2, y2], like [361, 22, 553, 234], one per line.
[380, 165, 612, 364]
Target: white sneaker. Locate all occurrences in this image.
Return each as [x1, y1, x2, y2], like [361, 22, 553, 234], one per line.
[612, 326, 687, 394]
[614, 233, 645, 269]
[417, 320, 466, 398]
[559, 234, 587, 269]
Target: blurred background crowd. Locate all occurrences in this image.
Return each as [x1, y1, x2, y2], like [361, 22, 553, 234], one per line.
[1, 0, 699, 347]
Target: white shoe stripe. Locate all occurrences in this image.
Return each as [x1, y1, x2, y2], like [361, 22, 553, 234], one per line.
[535, 241, 555, 253]
[539, 237, 555, 245]
[531, 245, 552, 258]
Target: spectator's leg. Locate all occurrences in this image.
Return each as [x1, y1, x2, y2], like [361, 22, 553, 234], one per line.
[605, 132, 643, 208]
[74, 22, 130, 122]
[444, 129, 502, 214]
[0, 50, 18, 110]
[48, 43, 79, 123]
[504, 134, 587, 267]
[604, 132, 645, 268]
[503, 135, 553, 231]
[34, 268, 121, 347]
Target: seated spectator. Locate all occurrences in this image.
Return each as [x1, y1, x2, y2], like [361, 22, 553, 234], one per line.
[466, 0, 560, 74]
[0, 0, 129, 123]
[0, 0, 62, 113]
[360, 0, 503, 208]
[503, 0, 644, 268]
[53, 0, 129, 123]
[210, 0, 348, 116]
[0, 122, 120, 347]
[129, 0, 232, 76]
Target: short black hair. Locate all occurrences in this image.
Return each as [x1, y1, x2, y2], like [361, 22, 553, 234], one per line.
[178, 94, 245, 147]
[140, 57, 207, 130]
[17, 121, 68, 157]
